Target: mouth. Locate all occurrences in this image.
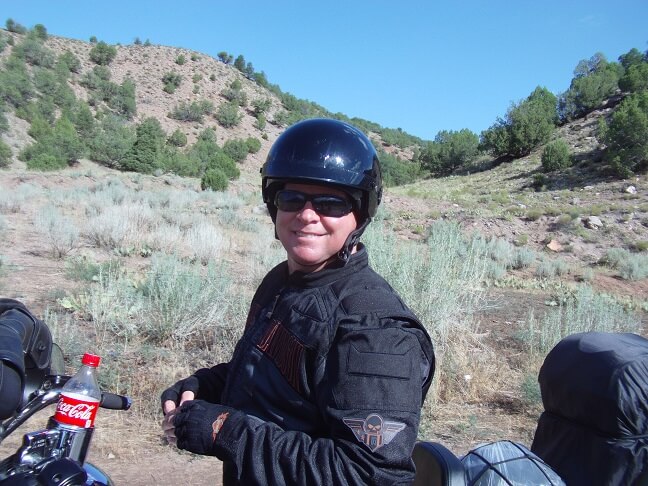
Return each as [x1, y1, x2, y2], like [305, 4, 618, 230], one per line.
[294, 231, 324, 238]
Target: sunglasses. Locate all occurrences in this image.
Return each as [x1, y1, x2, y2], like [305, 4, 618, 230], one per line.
[274, 190, 354, 217]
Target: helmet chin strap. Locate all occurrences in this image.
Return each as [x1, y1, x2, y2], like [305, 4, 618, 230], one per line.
[338, 219, 370, 264]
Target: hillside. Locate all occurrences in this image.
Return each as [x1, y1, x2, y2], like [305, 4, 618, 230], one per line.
[0, 27, 647, 485]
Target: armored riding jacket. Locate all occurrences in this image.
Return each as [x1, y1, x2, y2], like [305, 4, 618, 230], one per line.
[192, 246, 435, 485]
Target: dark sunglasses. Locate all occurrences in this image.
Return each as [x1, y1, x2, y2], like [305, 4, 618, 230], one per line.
[274, 190, 354, 217]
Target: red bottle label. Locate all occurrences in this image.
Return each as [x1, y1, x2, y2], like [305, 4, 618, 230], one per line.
[54, 393, 99, 428]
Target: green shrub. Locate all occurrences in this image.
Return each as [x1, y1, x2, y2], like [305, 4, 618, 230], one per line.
[5, 18, 27, 34]
[0, 57, 34, 108]
[167, 129, 187, 147]
[159, 147, 200, 177]
[89, 41, 117, 65]
[175, 54, 185, 65]
[220, 83, 247, 106]
[379, 149, 421, 187]
[523, 285, 641, 356]
[542, 139, 572, 172]
[420, 129, 479, 174]
[168, 100, 213, 123]
[162, 72, 182, 93]
[21, 116, 83, 168]
[0, 140, 12, 168]
[245, 137, 262, 154]
[121, 117, 166, 173]
[252, 98, 271, 115]
[215, 102, 241, 127]
[559, 53, 622, 120]
[57, 51, 81, 74]
[27, 152, 66, 171]
[619, 63, 648, 93]
[206, 152, 239, 179]
[66, 256, 121, 282]
[603, 247, 648, 280]
[525, 208, 543, 221]
[201, 168, 228, 191]
[481, 86, 557, 158]
[31, 24, 48, 40]
[81, 67, 136, 119]
[223, 139, 249, 162]
[35, 206, 79, 258]
[603, 91, 648, 177]
[0, 106, 7, 134]
[255, 113, 266, 131]
[88, 115, 136, 168]
[13, 37, 55, 67]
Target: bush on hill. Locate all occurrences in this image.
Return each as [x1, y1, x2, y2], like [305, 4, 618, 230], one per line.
[541, 139, 572, 172]
[603, 91, 648, 177]
[201, 168, 228, 191]
[480, 86, 557, 158]
[89, 41, 117, 66]
[559, 53, 622, 121]
[420, 129, 479, 175]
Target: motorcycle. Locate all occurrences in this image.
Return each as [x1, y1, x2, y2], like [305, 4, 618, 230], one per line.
[0, 346, 131, 486]
[411, 331, 648, 486]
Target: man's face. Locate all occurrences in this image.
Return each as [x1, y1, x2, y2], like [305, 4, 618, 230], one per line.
[276, 183, 358, 274]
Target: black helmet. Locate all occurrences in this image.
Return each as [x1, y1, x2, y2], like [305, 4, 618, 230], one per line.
[261, 118, 382, 224]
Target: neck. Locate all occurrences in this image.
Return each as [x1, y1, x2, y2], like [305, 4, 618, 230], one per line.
[288, 245, 357, 275]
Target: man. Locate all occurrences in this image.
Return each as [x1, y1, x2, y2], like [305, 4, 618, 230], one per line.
[162, 118, 434, 485]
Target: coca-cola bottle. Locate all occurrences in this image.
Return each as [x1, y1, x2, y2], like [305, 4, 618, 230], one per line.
[54, 353, 102, 429]
[49, 353, 102, 463]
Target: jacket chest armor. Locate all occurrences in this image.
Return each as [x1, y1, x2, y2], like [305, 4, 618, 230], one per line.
[221, 286, 335, 434]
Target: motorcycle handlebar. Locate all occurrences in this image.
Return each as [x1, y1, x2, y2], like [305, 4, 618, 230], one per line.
[100, 392, 131, 411]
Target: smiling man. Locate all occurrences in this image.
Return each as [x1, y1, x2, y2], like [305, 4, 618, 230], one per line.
[162, 118, 435, 485]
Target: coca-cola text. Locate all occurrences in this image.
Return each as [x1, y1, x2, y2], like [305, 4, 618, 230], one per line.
[54, 394, 99, 428]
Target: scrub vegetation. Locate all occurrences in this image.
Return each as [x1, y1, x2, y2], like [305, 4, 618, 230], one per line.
[0, 19, 646, 479]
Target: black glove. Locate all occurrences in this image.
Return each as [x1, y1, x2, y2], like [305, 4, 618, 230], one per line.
[160, 375, 200, 412]
[173, 400, 234, 456]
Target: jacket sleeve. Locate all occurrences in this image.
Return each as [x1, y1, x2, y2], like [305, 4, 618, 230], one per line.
[211, 319, 434, 485]
[193, 363, 229, 403]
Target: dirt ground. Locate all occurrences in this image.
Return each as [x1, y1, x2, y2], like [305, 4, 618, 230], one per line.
[1, 161, 646, 484]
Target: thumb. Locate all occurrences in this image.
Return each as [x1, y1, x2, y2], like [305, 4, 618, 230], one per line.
[179, 390, 195, 405]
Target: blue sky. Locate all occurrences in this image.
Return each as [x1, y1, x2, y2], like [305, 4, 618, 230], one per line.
[1, 1, 647, 141]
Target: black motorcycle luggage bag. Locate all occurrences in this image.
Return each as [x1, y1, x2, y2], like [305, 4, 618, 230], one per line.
[531, 332, 648, 486]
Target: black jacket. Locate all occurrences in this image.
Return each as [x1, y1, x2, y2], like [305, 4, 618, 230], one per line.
[193, 246, 434, 485]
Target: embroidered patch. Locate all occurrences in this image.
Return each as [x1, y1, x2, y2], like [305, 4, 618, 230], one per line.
[343, 414, 406, 452]
[256, 321, 304, 393]
[211, 412, 229, 442]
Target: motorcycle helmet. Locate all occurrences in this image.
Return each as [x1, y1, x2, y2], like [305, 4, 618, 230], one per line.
[261, 118, 382, 262]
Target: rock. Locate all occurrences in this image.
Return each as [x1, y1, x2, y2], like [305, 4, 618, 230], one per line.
[546, 239, 562, 252]
[583, 185, 594, 190]
[252, 204, 268, 215]
[583, 216, 603, 229]
[625, 185, 637, 194]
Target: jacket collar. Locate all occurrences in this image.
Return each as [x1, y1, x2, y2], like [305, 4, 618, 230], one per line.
[286, 244, 368, 289]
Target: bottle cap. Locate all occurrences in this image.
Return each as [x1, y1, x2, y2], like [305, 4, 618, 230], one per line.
[82, 353, 101, 367]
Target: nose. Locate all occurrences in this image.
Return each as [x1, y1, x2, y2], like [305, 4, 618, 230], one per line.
[296, 201, 319, 221]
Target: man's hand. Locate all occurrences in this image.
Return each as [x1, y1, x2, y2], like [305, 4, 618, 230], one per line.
[164, 400, 233, 456]
[161, 407, 180, 446]
[160, 376, 200, 415]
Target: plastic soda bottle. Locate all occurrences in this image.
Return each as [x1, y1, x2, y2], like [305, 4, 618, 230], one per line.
[53, 353, 102, 429]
